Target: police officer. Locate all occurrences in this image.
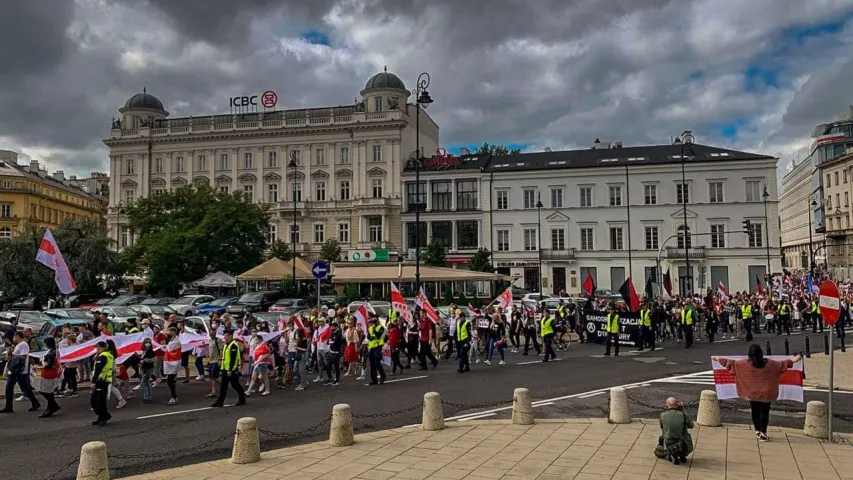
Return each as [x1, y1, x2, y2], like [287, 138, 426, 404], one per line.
[682, 300, 695, 348]
[90, 341, 113, 426]
[211, 329, 246, 407]
[811, 299, 823, 333]
[456, 312, 471, 373]
[778, 298, 792, 336]
[604, 303, 620, 357]
[740, 301, 753, 342]
[541, 310, 556, 362]
[367, 315, 387, 385]
[639, 302, 654, 351]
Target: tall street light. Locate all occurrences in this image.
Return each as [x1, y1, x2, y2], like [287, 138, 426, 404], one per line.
[536, 193, 544, 293]
[808, 195, 817, 278]
[413, 72, 433, 295]
[673, 131, 695, 297]
[763, 184, 772, 290]
[288, 151, 299, 284]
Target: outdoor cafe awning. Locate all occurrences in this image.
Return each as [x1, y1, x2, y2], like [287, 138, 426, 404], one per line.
[330, 264, 504, 284]
[193, 271, 237, 288]
[236, 257, 315, 281]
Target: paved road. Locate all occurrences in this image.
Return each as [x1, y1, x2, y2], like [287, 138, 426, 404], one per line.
[0, 330, 839, 480]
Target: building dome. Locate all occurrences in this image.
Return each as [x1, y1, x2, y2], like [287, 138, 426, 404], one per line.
[364, 70, 407, 91]
[123, 90, 165, 111]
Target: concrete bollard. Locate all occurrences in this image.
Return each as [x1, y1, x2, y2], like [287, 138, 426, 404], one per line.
[76, 441, 109, 480]
[804, 401, 828, 439]
[329, 403, 355, 447]
[608, 387, 631, 424]
[231, 417, 261, 464]
[422, 392, 445, 431]
[696, 390, 721, 427]
[512, 388, 534, 425]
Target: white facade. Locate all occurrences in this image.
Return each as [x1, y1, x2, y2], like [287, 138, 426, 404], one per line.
[103, 72, 439, 256]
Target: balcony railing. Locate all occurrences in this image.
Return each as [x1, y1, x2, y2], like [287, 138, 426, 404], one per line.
[665, 246, 706, 259]
[540, 248, 576, 261]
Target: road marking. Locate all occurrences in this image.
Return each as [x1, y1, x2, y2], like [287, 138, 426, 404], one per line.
[136, 406, 212, 419]
[458, 413, 497, 422]
[517, 358, 562, 365]
[578, 392, 605, 399]
[364, 375, 426, 386]
[532, 401, 555, 407]
[628, 348, 665, 353]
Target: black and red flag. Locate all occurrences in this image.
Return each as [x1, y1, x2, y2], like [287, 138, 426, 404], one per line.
[755, 275, 765, 295]
[582, 271, 596, 298]
[619, 277, 641, 311]
[662, 268, 673, 296]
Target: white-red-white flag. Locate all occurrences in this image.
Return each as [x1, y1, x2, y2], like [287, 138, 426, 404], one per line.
[716, 282, 729, 302]
[390, 282, 412, 323]
[292, 316, 311, 338]
[353, 302, 370, 336]
[417, 286, 439, 323]
[713, 357, 803, 402]
[494, 287, 513, 310]
[35, 228, 76, 294]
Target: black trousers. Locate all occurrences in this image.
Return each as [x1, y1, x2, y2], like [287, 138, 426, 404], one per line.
[90, 380, 110, 422]
[391, 347, 405, 373]
[684, 324, 694, 348]
[457, 341, 470, 372]
[780, 315, 791, 335]
[444, 334, 455, 359]
[166, 373, 177, 399]
[750, 400, 771, 434]
[510, 329, 521, 349]
[542, 334, 556, 361]
[523, 328, 540, 354]
[813, 314, 824, 333]
[42, 392, 60, 412]
[605, 333, 619, 356]
[61, 366, 78, 393]
[369, 348, 386, 384]
[419, 341, 438, 368]
[406, 337, 419, 366]
[641, 326, 655, 350]
[216, 371, 245, 405]
[744, 319, 754, 342]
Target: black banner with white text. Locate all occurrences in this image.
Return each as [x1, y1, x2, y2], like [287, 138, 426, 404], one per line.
[582, 309, 641, 346]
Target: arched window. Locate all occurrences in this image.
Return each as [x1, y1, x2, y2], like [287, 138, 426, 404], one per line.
[0, 227, 11, 239]
[677, 225, 692, 249]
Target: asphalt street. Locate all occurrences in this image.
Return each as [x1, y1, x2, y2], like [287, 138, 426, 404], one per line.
[1, 329, 845, 480]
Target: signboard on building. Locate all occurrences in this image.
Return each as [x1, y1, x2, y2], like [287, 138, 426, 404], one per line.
[496, 261, 540, 268]
[230, 90, 278, 113]
[582, 309, 640, 346]
[347, 249, 390, 262]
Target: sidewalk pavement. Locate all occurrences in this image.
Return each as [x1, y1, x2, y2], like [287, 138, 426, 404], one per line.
[804, 349, 853, 390]
[116, 418, 853, 480]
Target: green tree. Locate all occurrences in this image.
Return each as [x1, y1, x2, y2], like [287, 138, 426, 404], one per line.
[267, 240, 292, 261]
[470, 248, 494, 273]
[422, 241, 447, 267]
[343, 283, 360, 302]
[0, 219, 122, 298]
[320, 238, 342, 264]
[122, 184, 270, 295]
[442, 286, 453, 306]
[475, 142, 521, 156]
[279, 276, 298, 297]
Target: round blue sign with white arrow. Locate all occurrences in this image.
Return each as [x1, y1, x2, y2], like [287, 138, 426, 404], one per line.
[312, 260, 329, 280]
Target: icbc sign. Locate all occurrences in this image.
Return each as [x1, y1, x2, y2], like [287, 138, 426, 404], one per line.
[230, 95, 258, 108]
[261, 90, 278, 108]
[229, 90, 278, 111]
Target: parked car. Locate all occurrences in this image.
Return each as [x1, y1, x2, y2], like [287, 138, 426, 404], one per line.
[347, 301, 392, 322]
[195, 297, 238, 316]
[12, 296, 48, 310]
[520, 293, 551, 303]
[106, 295, 150, 306]
[139, 297, 177, 306]
[43, 308, 95, 320]
[168, 295, 215, 316]
[95, 306, 138, 329]
[79, 297, 112, 310]
[437, 305, 474, 319]
[37, 318, 91, 348]
[268, 298, 312, 313]
[129, 305, 180, 323]
[182, 315, 211, 335]
[226, 291, 283, 317]
[65, 294, 102, 308]
[5, 310, 53, 332]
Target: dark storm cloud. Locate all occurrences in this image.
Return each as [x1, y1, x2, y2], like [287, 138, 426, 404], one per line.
[0, 0, 76, 77]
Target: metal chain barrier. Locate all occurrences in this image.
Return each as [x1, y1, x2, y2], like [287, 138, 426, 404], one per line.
[352, 403, 422, 419]
[108, 432, 234, 460]
[43, 456, 80, 480]
[441, 398, 511, 412]
[259, 417, 332, 440]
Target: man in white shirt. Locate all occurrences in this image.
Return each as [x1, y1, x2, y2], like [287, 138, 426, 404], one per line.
[1, 331, 41, 413]
[313, 317, 331, 383]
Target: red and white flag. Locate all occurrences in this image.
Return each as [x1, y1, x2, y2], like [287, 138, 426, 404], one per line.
[353, 302, 370, 337]
[35, 228, 76, 294]
[416, 286, 439, 323]
[390, 282, 412, 323]
[716, 282, 729, 302]
[31, 332, 148, 364]
[292, 316, 311, 338]
[313, 324, 332, 344]
[712, 356, 804, 402]
[494, 288, 513, 310]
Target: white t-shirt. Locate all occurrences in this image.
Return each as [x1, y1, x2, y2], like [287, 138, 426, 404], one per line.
[13, 341, 30, 371]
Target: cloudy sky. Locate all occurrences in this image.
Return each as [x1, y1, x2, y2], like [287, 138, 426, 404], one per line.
[3, 0, 853, 180]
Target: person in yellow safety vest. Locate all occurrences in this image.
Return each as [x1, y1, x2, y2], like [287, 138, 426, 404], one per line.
[211, 329, 246, 407]
[456, 312, 472, 373]
[367, 315, 387, 385]
[740, 302, 754, 342]
[90, 341, 113, 426]
[811, 300, 823, 333]
[639, 302, 654, 351]
[778, 300, 792, 336]
[541, 311, 557, 362]
[605, 303, 620, 356]
[681, 300, 695, 349]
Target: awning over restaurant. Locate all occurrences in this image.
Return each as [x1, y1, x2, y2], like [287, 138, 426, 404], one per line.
[237, 257, 315, 281]
[193, 271, 237, 288]
[330, 264, 504, 284]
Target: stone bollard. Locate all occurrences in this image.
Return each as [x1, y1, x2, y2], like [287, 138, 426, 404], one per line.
[696, 390, 721, 427]
[422, 392, 445, 431]
[231, 417, 261, 464]
[608, 387, 631, 424]
[76, 441, 109, 480]
[512, 388, 534, 425]
[329, 403, 355, 447]
[804, 401, 828, 439]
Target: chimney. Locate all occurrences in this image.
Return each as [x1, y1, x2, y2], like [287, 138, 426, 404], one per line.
[29, 160, 39, 172]
[69, 175, 78, 180]
[53, 170, 65, 181]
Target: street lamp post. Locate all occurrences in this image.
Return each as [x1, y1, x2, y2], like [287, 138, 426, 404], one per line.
[289, 152, 299, 285]
[674, 131, 695, 297]
[413, 72, 433, 295]
[537, 194, 544, 293]
[808, 196, 817, 278]
[763, 185, 772, 290]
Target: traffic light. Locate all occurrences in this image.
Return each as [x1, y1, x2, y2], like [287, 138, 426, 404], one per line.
[742, 219, 751, 233]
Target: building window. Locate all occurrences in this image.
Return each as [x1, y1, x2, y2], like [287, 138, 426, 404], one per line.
[218, 185, 229, 194]
[371, 179, 383, 198]
[550, 229, 565, 250]
[746, 181, 761, 202]
[827, 174, 831, 187]
[496, 229, 510, 252]
[268, 184, 278, 203]
[456, 221, 478, 249]
[314, 223, 325, 243]
[372, 144, 382, 162]
[338, 222, 350, 243]
[315, 181, 326, 201]
[550, 188, 563, 208]
[644, 226, 659, 250]
[340, 147, 349, 164]
[676, 224, 692, 249]
[523, 189, 536, 209]
[126, 158, 134, 175]
[268, 151, 277, 168]
[124, 190, 134, 205]
[580, 228, 594, 250]
[709, 182, 724, 203]
[609, 186, 622, 206]
[835, 172, 840, 186]
[748, 222, 764, 248]
[0, 204, 10, 218]
[266, 224, 277, 245]
[523, 229, 537, 251]
[291, 182, 302, 202]
[119, 227, 130, 248]
[431, 221, 452, 247]
[644, 185, 657, 205]
[827, 196, 832, 209]
[846, 192, 850, 207]
[243, 184, 254, 201]
[316, 149, 325, 165]
[152, 188, 165, 195]
[431, 182, 452, 211]
[837, 194, 841, 209]
[676, 183, 689, 204]
[290, 224, 300, 244]
[174, 156, 184, 172]
[339, 180, 350, 200]
[0, 181, 11, 189]
[243, 152, 253, 169]
[373, 96, 383, 112]
[609, 227, 624, 250]
[198, 155, 207, 171]
[456, 180, 478, 210]
[407, 182, 426, 211]
[580, 187, 592, 207]
[496, 190, 508, 210]
[710, 224, 725, 248]
[219, 154, 229, 170]
[291, 150, 301, 166]
[154, 157, 163, 173]
[368, 216, 382, 242]
[0, 227, 11, 239]
[406, 223, 426, 250]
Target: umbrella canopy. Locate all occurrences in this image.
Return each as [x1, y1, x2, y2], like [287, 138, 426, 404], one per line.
[193, 271, 237, 288]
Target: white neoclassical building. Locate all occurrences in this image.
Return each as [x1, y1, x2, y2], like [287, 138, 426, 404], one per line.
[103, 70, 439, 257]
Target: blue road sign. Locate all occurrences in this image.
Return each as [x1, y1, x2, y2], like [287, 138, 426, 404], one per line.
[312, 260, 329, 280]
